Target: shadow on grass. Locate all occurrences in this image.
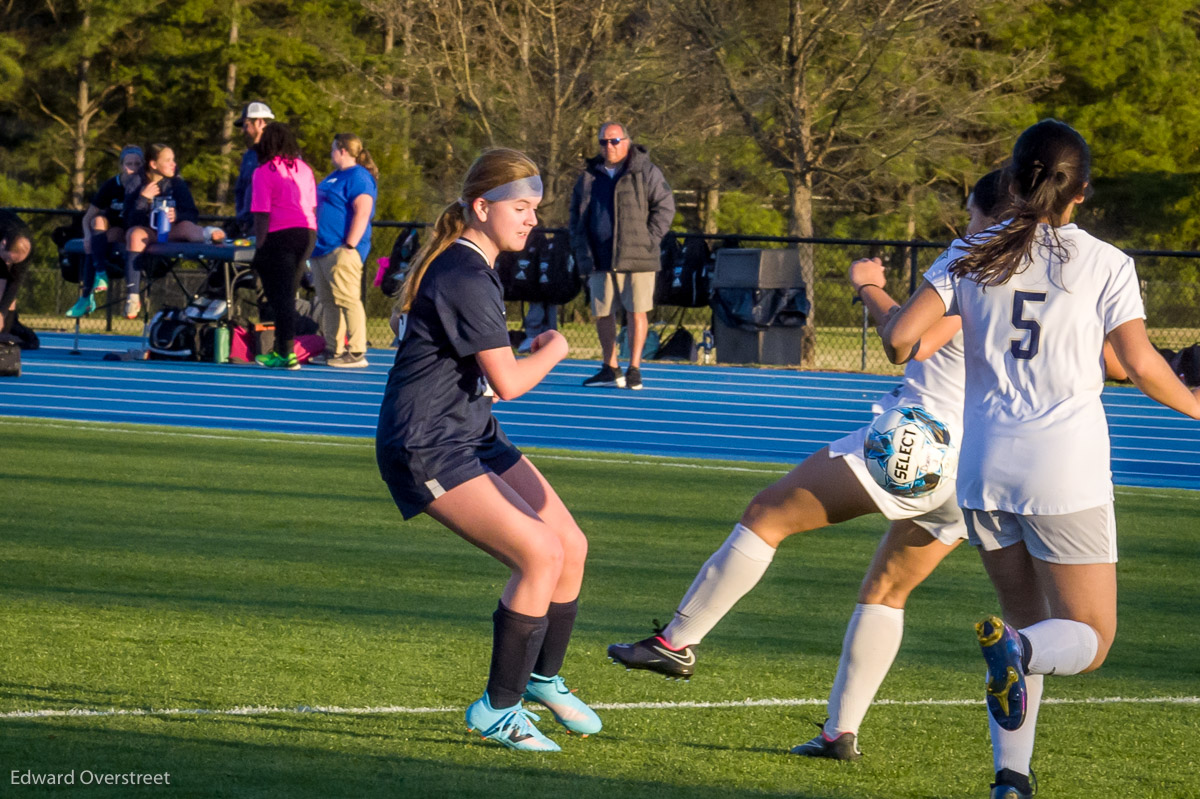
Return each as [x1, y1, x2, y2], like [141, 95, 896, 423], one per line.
[0, 717, 870, 799]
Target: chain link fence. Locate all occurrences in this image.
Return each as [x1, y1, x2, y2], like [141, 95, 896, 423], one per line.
[8, 208, 1200, 374]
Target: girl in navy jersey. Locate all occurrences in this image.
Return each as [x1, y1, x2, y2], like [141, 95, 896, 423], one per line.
[122, 143, 225, 319]
[377, 148, 598, 752]
[885, 120, 1200, 799]
[67, 146, 143, 318]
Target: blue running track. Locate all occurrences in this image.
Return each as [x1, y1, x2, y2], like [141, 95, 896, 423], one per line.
[3, 333, 1198, 490]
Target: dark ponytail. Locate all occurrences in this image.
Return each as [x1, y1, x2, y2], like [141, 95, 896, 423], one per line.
[953, 120, 1090, 286]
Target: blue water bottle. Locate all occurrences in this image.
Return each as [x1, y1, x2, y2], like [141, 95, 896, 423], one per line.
[152, 198, 171, 243]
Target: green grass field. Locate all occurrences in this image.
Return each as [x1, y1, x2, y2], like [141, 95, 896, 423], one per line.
[2, 418, 1198, 798]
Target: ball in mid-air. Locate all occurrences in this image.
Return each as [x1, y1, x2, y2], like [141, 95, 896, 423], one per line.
[864, 405, 956, 498]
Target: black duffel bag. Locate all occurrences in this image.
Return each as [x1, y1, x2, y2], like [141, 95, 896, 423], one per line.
[711, 286, 810, 331]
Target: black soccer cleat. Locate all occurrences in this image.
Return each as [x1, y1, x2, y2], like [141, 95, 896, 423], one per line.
[607, 621, 696, 679]
[790, 724, 862, 761]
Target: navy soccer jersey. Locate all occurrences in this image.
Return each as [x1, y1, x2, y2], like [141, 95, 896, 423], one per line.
[90, 176, 128, 227]
[376, 241, 520, 518]
[123, 176, 200, 230]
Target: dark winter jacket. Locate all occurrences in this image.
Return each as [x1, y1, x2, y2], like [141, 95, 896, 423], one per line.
[568, 145, 675, 274]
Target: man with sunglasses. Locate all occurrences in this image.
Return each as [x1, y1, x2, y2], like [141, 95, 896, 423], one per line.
[569, 122, 675, 390]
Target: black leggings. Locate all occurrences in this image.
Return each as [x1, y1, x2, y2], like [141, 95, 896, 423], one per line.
[253, 227, 315, 356]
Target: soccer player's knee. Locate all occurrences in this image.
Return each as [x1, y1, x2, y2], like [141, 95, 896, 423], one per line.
[529, 537, 565, 577]
[563, 528, 588, 567]
[1082, 626, 1115, 672]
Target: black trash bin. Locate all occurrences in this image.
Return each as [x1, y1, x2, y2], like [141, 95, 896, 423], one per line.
[710, 249, 810, 366]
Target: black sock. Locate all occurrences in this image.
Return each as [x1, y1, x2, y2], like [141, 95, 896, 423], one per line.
[1019, 632, 1033, 674]
[994, 768, 1032, 794]
[486, 602, 548, 709]
[81, 233, 108, 298]
[532, 599, 579, 679]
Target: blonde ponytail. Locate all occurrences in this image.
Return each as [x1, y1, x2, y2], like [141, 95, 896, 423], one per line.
[397, 202, 468, 314]
[333, 132, 379, 179]
[395, 147, 540, 315]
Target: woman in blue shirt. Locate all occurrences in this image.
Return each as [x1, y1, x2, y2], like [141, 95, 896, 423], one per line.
[311, 133, 378, 367]
[377, 148, 598, 752]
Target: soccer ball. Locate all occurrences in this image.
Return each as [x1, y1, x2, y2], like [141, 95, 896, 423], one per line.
[863, 405, 956, 498]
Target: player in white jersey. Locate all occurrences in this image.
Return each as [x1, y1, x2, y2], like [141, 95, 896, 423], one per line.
[608, 172, 1008, 758]
[884, 120, 1200, 799]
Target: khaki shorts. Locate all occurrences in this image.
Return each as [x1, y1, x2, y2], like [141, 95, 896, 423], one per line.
[963, 504, 1117, 564]
[589, 271, 656, 316]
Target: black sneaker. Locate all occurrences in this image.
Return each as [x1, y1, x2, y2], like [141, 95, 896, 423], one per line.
[790, 724, 862, 761]
[607, 620, 695, 679]
[625, 365, 643, 390]
[582, 365, 625, 388]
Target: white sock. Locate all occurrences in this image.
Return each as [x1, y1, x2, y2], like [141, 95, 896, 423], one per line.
[825, 603, 905, 736]
[1022, 619, 1099, 676]
[662, 523, 776, 647]
[991, 673, 1044, 774]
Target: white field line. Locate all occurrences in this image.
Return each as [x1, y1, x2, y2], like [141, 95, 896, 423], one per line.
[2, 418, 1197, 493]
[4, 695, 1198, 721]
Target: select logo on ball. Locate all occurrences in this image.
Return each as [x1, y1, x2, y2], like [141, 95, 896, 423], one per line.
[864, 405, 956, 498]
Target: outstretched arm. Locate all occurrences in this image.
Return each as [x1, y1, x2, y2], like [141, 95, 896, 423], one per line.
[850, 258, 960, 361]
[1107, 319, 1200, 418]
[475, 331, 569, 401]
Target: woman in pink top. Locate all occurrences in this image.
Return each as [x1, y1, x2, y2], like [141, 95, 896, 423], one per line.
[250, 122, 318, 370]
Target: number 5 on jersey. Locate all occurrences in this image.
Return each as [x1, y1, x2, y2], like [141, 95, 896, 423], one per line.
[1010, 291, 1047, 360]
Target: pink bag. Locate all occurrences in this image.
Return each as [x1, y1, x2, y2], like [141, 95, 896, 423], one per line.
[229, 326, 254, 363]
[293, 334, 326, 364]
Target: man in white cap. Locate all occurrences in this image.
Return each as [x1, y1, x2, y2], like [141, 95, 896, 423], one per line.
[233, 100, 275, 236]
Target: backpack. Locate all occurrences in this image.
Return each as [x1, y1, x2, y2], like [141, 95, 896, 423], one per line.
[1157, 344, 1200, 387]
[53, 221, 85, 284]
[534, 232, 582, 305]
[496, 230, 546, 303]
[0, 333, 20, 377]
[653, 326, 699, 362]
[497, 231, 582, 305]
[377, 227, 421, 297]
[655, 235, 713, 308]
[147, 307, 212, 360]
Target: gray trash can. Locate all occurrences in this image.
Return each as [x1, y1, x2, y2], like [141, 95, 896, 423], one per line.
[710, 249, 809, 366]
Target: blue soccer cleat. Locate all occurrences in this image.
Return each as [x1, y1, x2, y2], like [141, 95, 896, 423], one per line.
[65, 295, 96, 318]
[976, 615, 1027, 731]
[465, 693, 561, 752]
[523, 673, 602, 736]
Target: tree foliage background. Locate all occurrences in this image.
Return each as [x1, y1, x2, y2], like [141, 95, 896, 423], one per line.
[2, 0, 1199, 250]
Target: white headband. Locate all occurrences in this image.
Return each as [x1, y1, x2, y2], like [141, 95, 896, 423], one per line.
[457, 175, 543, 207]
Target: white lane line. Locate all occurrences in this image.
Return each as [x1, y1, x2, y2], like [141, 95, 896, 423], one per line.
[2, 418, 1197, 490]
[4, 695, 1197, 720]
